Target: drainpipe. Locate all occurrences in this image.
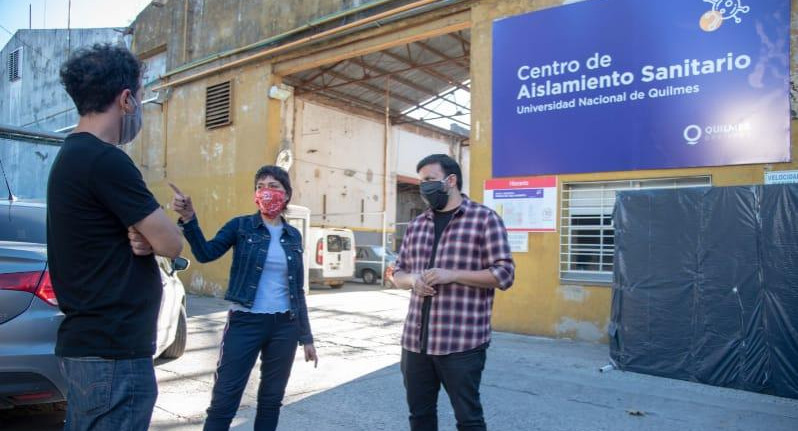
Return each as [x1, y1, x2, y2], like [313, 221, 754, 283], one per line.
[152, 0, 443, 92]
[162, 92, 169, 178]
[382, 79, 392, 286]
[182, 0, 189, 64]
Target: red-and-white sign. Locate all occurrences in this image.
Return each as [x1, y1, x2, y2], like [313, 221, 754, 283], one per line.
[483, 176, 558, 232]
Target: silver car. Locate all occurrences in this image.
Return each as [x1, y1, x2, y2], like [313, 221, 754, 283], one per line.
[0, 200, 188, 408]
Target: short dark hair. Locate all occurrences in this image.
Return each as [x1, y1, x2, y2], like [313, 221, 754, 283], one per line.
[254, 165, 292, 204]
[416, 154, 462, 191]
[59, 43, 142, 115]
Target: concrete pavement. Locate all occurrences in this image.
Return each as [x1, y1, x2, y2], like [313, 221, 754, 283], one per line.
[150, 283, 798, 431]
[3, 282, 797, 430]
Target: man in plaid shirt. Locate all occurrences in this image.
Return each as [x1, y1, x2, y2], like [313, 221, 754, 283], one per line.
[393, 154, 515, 431]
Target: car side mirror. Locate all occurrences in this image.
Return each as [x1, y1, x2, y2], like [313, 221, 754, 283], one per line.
[170, 256, 190, 276]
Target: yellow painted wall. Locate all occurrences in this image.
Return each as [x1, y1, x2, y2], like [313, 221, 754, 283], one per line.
[470, 0, 798, 342]
[129, 62, 284, 297]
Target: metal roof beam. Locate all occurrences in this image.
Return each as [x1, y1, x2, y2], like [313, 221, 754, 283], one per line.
[297, 60, 345, 87]
[347, 57, 471, 112]
[322, 69, 419, 107]
[447, 31, 470, 57]
[381, 49, 470, 93]
[294, 55, 469, 95]
[413, 39, 469, 72]
[319, 69, 470, 128]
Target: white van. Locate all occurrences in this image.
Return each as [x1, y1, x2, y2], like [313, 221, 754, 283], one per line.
[284, 205, 311, 293]
[308, 227, 355, 288]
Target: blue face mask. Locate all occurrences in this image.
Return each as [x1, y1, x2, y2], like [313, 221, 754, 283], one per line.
[420, 175, 452, 211]
[119, 96, 142, 145]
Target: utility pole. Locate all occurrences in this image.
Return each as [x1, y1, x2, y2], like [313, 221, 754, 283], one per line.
[67, 0, 71, 56]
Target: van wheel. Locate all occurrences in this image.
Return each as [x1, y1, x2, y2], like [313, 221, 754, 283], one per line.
[362, 269, 377, 285]
[330, 282, 344, 289]
[160, 307, 187, 359]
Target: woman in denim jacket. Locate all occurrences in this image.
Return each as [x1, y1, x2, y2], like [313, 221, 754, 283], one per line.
[170, 165, 316, 431]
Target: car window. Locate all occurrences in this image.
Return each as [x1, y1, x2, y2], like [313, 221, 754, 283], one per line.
[0, 204, 47, 243]
[372, 247, 396, 258]
[327, 235, 342, 253]
[356, 248, 366, 259]
[342, 237, 352, 251]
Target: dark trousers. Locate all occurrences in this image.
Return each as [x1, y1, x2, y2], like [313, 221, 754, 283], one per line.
[204, 311, 299, 431]
[401, 344, 488, 431]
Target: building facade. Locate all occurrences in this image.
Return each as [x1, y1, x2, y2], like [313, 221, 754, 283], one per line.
[0, 28, 126, 132]
[129, 0, 471, 297]
[129, 0, 798, 342]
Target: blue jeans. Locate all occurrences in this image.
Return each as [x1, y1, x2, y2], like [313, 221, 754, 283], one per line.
[401, 344, 488, 431]
[59, 356, 157, 431]
[204, 311, 299, 431]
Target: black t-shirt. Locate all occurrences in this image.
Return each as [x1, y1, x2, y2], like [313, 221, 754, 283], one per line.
[47, 132, 161, 358]
[428, 208, 457, 268]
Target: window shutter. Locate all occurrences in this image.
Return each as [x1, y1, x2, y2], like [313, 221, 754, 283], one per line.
[205, 81, 232, 129]
[8, 48, 21, 82]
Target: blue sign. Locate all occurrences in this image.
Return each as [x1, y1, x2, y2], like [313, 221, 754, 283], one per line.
[494, 189, 543, 199]
[492, 0, 791, 177]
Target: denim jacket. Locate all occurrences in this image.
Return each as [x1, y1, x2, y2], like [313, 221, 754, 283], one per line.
[180, 213, 313, 345]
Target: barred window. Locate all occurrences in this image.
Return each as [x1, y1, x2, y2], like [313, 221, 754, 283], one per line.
[560, 176, 711, 284]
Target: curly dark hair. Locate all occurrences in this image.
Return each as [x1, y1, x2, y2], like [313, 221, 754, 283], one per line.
[59, 43, 142, 115]
[254, 165, 292, 205]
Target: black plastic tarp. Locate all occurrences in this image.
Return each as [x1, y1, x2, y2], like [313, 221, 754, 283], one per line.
[610, 184, 798, 399]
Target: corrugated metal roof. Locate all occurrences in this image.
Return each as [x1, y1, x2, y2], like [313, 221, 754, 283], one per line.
[285, 30, 470, 136]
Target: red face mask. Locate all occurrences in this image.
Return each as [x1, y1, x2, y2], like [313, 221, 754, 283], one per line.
[254, 188, 286, 219]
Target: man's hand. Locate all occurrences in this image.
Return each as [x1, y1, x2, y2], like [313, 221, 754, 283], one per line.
[422, 268, 457, 286]
[304, 344, 318, 368]
[128, 226, 153, 256]
[169, 182, 195, 222]
[412, 274, 437, 297]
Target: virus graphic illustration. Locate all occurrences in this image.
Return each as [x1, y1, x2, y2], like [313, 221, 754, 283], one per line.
[703, 0, 750, 24]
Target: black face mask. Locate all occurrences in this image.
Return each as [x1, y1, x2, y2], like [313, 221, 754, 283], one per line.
[420, 176, 451, 211]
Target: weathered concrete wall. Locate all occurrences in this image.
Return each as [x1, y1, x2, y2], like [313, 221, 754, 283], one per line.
[0, 29, 121, 199]
[394, 126, 470, 195]
[470, 0, 798, 342]
[133, 0, 408, 72]
[137, 61, 278, 297]
[293, 99, 458, 240]
[0, 138, 60, 199]
[293, 98, 393, 232]
[0, 28, 124, 132]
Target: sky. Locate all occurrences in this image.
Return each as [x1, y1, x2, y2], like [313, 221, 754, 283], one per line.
[0, 0, 152, 49]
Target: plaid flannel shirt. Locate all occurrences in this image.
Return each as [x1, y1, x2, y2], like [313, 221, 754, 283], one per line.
[395, 195, 515, 355]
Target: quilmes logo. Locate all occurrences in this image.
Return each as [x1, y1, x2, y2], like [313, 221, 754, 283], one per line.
[683, 124, 703, 145]
[683, 122, 752, 145]
[700, 0, 750, 32]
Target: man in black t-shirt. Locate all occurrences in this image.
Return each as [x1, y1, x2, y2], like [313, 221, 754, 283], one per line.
[48, 44, 183, 431]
